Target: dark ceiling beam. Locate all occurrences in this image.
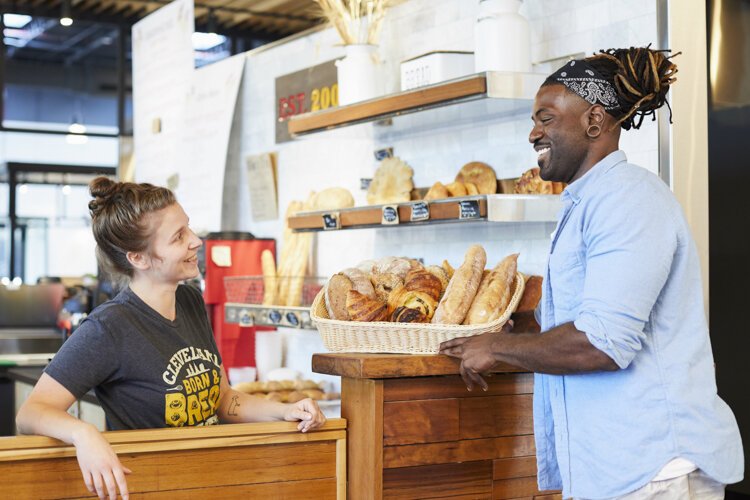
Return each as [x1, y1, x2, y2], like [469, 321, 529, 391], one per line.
[0, 0, 315, 41]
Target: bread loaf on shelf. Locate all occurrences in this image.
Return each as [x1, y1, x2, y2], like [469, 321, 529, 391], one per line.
[432, 245, 487, 324]
[367, 157, 414, 205]
[455, 161, 497, 195]
[261, 249, 277, 306]
[464, 253, 518, 325]
[424, 181, 449, 201]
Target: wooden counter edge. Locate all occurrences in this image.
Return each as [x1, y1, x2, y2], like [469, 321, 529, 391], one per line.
[0, 418, 347, 456]
[312, 353, 527, 379]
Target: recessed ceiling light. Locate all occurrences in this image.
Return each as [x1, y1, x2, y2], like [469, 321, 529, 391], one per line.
[3, 14, 32, 29]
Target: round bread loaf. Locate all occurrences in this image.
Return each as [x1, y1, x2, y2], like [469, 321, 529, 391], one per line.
[455, 162, 497, 194]
[324, 273, 354, 320]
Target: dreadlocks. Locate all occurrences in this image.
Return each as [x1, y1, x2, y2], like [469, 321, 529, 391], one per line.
[586, 45, 680, 130]
[545, 45, 680, 131]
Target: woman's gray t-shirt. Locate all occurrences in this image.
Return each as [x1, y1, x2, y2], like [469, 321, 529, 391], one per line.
[45, 284, 223, 430]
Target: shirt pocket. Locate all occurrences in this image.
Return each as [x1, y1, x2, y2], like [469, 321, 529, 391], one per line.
[548, 247, 586, 318]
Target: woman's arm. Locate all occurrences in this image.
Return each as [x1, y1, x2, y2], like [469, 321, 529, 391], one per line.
[215, 365, 326, 432]
[16, 373, 131, 500]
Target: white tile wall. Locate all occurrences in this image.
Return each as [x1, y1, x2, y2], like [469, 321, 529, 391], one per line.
[222, 0, 661, 370]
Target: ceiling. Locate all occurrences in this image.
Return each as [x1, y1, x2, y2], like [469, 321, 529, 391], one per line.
[0, 0, 321, 64]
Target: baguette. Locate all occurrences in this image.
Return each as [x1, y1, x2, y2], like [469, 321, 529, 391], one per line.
[431, 245, 486, 324]
[261, 249, 277, 305]
[464, 253, 518, 325]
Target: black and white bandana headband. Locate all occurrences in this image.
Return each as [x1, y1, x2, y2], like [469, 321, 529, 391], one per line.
[549, 59, 621, 112]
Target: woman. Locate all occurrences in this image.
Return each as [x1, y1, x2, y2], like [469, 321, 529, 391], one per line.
[16, 177, 325, 500]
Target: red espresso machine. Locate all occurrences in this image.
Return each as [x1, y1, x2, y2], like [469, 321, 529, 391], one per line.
[199, 232, 275, 371]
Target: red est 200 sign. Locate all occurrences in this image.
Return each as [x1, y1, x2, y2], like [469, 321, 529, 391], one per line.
[275, 59, 339, 143]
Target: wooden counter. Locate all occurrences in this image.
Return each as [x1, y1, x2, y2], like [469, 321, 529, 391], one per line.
[0, 419, 346, 498]
[313, 353, 560, 500]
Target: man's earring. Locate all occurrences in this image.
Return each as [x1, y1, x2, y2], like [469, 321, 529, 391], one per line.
[586, 124, 602, 138]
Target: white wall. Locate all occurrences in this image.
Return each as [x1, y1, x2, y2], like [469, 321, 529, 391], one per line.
[224, 0, 659, 279]
[217, 0, 661, 379]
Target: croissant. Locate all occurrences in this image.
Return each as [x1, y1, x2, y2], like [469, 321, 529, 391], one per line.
[426, 265, 450, 295]
[404, 269, 442, 301]
[442, 260, 455, 280]
[391, 306, 429, 323]
[346, 290, 389, 322]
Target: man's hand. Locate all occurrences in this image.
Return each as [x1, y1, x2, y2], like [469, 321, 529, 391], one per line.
[439, 321, 514, 391]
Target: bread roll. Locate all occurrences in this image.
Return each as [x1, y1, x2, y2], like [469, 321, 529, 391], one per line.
[455, 162, 497, 194]
[341, 268, 376, 298]
[311, 187, 355, 210]
[371, 272, 403, 303]
[424, 181, 449, 201]
[516, 275, 543, 313]
[432, 245, 486, 324]
[372, 257, 412, 279]
[465, 182, 479, 196]
[445, 181, 468, 197]
[464, 253, 518, 325]
[346, 290, 389, 322]
[325, 274, 354, 320]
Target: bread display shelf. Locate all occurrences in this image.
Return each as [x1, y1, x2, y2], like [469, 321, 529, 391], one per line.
[225, 303, 314, 330]
[288, 71, 547, 136]
[288, 194, 560, 232]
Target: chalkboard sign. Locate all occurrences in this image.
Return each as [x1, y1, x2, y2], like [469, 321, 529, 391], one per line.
[381, 205, 400, 225]
[322, 212, 341, 230]
[275, 60, 339, 143]
[459, 200, 481, 220]
[410, 201, 430, 222]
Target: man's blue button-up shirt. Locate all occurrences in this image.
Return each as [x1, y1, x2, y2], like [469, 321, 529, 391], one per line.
[534, 150, 743, 498]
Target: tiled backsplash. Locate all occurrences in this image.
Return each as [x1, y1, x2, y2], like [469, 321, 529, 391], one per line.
[224, 0, 659, 279]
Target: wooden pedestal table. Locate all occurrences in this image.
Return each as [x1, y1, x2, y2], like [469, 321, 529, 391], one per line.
[313, 353, 561, 500]
[0, 419, 346, 499]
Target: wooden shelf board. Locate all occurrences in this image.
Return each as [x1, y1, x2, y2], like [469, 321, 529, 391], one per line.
[288, 74, 488, 135]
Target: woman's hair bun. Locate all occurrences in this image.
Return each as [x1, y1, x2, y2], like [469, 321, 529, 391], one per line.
[88, 176, 119, 216]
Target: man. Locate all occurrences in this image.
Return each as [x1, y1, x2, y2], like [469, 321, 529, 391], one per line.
[440, 47, 743, 499]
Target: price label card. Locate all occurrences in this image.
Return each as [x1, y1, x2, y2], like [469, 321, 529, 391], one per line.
[381, 205, 400, 225]
[268, 310, 282, 324]
[410, 201, 430, 222]
[285, 312, 300, 328]
[459, 200, 481, 220]
[322, 212, 341, 230]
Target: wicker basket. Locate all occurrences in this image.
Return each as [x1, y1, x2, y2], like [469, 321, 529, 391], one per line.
[310, 272, 526, 354]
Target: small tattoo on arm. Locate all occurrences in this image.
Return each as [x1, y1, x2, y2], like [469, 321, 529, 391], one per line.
[228, 395, 240, 416]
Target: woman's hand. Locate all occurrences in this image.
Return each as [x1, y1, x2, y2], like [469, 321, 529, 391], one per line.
[72, 424, 131, 499]
[283, 398, 326, 433]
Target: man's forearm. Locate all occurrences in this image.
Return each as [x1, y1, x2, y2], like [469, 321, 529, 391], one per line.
[491, 322, 619, 374]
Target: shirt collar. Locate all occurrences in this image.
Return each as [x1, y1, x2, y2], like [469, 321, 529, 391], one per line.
[562, 150, 628, 205]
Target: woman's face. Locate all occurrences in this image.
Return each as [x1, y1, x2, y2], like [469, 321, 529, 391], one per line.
[143, 203, 202, 283]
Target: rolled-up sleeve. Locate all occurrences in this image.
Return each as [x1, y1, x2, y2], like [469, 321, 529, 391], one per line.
[574, 185, 678, 369]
